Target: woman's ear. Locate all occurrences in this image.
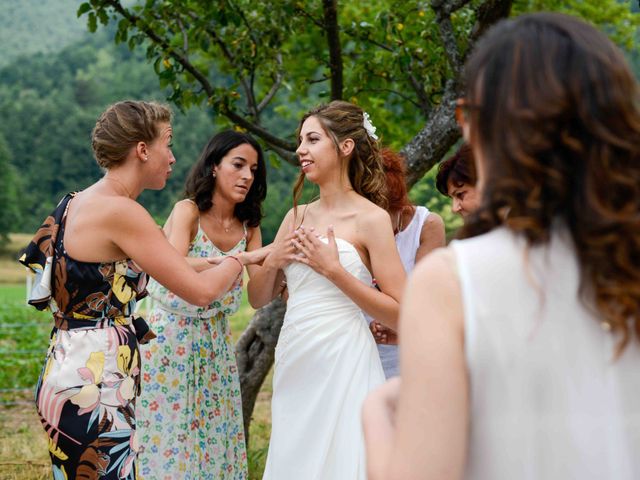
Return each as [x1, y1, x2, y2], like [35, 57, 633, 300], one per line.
[339, 138, 355, 158]
[136, 141, 149, 162]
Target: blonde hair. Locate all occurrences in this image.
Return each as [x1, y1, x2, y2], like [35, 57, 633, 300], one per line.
[91, 100, 172, 169]
[293, 101, 388, 210]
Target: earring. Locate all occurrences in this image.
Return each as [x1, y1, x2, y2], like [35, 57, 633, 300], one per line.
[212, 172, 217, 178]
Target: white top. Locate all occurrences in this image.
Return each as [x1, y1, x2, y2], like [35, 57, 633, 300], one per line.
[366, 206, 431, 378]
[450, 226, 640, 480]
[395, 206, 430, 273]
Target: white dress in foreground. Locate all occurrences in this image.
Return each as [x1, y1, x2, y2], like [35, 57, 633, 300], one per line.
[451, 226, 640, 480]
[262, 238, 385, 480]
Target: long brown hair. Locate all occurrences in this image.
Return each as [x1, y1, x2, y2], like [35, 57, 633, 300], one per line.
[183, 130, 266, 227]
[293, 101, 388, 211]
[460, 13, 640, 354]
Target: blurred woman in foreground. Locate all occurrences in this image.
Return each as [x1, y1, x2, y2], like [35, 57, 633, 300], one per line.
[363, 12, 640, 480]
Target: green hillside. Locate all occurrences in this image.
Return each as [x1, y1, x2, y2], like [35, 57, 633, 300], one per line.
[0, 0, 88, 67]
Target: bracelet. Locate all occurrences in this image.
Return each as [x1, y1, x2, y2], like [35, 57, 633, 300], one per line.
[224, 255, 244, 273]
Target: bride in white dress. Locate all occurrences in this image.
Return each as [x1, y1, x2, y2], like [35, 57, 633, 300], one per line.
[249, 101, 406, 480]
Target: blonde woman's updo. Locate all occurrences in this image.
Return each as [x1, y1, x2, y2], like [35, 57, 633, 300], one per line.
[91, 100, 172, 169]
[294, 100, 388, 210]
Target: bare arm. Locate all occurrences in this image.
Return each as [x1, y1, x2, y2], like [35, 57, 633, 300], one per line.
[109, 199, 245, 306]
[371, 212, 446, 344]
[247, 208, 298, 308]
[294, 209, 405, 328]
[414, 212, 446, 264]
[245, 226, 264, 301]
[163, 199, 215, 272]
[363, 248, 469, 480]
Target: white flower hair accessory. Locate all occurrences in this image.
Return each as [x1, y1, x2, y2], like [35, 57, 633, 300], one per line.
[362, 111, 379, 140]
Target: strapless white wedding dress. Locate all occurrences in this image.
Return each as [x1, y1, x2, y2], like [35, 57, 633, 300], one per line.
[262, 238, 385, 480]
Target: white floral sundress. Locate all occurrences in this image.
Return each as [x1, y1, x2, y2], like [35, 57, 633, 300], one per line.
[136, 222, 248, 480]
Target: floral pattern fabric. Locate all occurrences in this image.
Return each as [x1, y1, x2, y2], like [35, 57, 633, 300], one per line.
[19, 193, 151, 480]
[137, 225, 248, 479]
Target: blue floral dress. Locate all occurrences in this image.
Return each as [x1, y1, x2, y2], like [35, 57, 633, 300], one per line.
[136, 223, 248, 479]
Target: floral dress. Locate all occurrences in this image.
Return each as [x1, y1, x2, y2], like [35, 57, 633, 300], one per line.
[137, 222, 248, 480]
[19, 193, 154, 480]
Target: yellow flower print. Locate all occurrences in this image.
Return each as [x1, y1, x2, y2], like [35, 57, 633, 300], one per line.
[112, 261, 135, 304]
[48, 437, 69, 461]
[117, 345, 132, 374]
[71, 351, 104, 413]
[117, 346, 139, 405]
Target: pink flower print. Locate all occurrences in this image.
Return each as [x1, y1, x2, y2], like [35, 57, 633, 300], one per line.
[172, 403, 180, 411]
[176, 346, 185, 356]
[150, 401, 159, 412]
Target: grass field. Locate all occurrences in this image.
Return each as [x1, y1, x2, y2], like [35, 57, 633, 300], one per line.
[0, 247, 273, 479]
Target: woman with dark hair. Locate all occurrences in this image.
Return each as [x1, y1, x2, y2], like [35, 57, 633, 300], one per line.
[253, 101, 406, 479]
[18, 103, 268, 479]
[137, 130, 267, 479]
[368, 148, 445, 378]
[364, 12, 640, 480]
[435, 143, 479, 218]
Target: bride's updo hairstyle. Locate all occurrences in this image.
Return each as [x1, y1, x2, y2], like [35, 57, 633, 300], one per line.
[294, 101, 388, 210]
[460, 13, 640, 355]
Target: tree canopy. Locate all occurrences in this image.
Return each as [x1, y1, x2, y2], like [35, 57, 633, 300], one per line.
[79, 0, 640, 185]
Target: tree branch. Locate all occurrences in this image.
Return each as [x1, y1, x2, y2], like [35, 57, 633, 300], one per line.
[256, 54, 283, 113]
[103, 1, 215, 97]
[235, 299, 286, 443]
[402, 80, 461, 186]
[431, 0, 473, 74]
[295, 6, 325, 29]
[189, 14, 258, 119]
[353, 87, 423, 111]
[100, 3, 293, 153]
[322, 0, 343, 100]
[396, 29, 432, 115]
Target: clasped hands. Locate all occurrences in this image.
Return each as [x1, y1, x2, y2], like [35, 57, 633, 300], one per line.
[270, 225, 341, 277]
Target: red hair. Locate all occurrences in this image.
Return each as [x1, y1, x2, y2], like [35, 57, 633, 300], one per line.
[381, 148, 413, 214]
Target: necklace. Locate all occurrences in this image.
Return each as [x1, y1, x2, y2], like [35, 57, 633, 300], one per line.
[103, 176, 133, 199]
[210, 213, 235, 233]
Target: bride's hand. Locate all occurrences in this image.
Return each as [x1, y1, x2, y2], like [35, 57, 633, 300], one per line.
[264, 230, 300, 270]
[292, 225, 342, 278]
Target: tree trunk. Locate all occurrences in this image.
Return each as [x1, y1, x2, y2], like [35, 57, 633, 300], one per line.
[235, 298, 286, 443]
